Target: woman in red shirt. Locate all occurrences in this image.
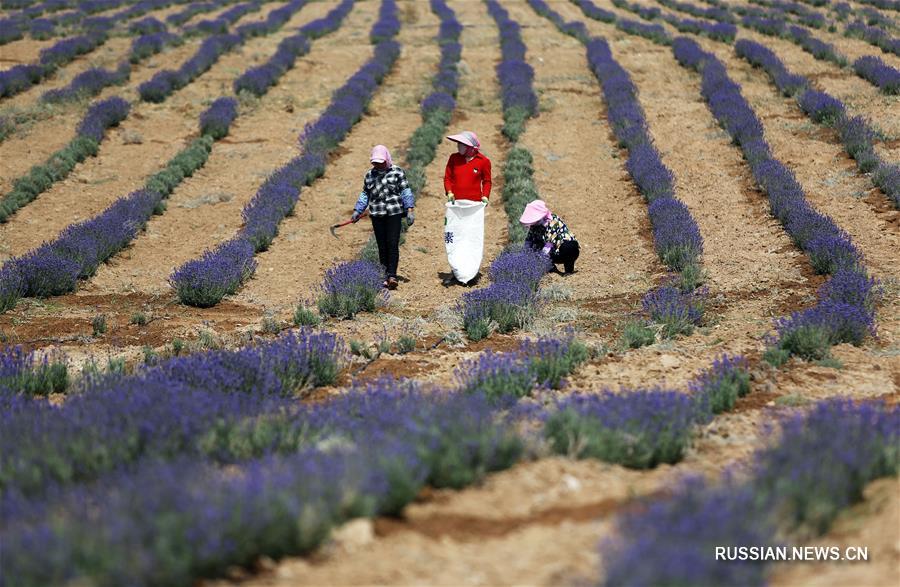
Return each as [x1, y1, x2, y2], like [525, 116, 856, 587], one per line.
[444, 131, 491, 203]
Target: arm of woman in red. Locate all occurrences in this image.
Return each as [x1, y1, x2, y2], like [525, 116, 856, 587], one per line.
[481, 156, 492, 198]
[444, 155, 454, 195]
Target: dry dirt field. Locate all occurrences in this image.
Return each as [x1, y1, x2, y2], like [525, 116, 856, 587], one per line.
[1, 0, 898, 585]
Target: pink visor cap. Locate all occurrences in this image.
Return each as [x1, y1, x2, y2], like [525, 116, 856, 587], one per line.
[446, 131, 480, 149]
[370, 144, 392, 166]
[520, 200, 551, 226]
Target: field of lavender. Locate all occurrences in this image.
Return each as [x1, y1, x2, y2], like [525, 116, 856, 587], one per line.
[0, 0, 898, 585]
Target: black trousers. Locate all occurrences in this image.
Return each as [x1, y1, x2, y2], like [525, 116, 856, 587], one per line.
[551, 240, 580, 273]
[371, 214, 403, 279]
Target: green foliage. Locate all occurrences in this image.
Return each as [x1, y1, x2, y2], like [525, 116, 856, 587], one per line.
[144, 136, 213, 196]
[502, 147, 540, 244]
[544, 407, 690, 468]
[92, 314, 107, 337]
[0, 136, 99, 222]
[530, 340, 589, 389]
[773, 324, 832, 361]
[261, 316, 282, 335]
[130, 312, 148, 326]
[620, 320, 655, 348]
[293, 304, 321, 327]
[395, 334, 416, 354]
[501, 105, 531, 142]
[677, 262, 706, 292]
[464, 318, 492, 342]
[763, 346, 792, 367]
[0, 357, 68, 396]
[317, 289, 379, 320]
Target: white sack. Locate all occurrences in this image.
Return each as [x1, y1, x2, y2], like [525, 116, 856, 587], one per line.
[444, 200, 485, 284]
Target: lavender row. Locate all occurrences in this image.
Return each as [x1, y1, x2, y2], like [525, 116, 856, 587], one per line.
[736, 39, 900, 209]
[0, 334, 753, 584]
[538, 0, 704, 279]
[846, 19, 900, 56]
[599, 0, 737, 42]
[2, 377, 523, 586]
[137, 0, 306, 102]
[0, 31, 108, 98]
[0, 99, 233, 310]
[486, 0, 538, 142]
[673, 37, 879, 360]
[182, 0, 259, 36]
[0, 0, 194, 47]
[2, 0, 191, 42]
[358, 0, 461, 261]
[854, 54, 900, 94]
[587, 42, 704, 274]
[1, 0, 355, 310]
[401, 0, 460, 194]
[233, 0, 354, 96]
[0, 96, 128, 226]
[600, 399, 899, 585]
[0, 329, 345, 494]
[171, 5, 401, 308]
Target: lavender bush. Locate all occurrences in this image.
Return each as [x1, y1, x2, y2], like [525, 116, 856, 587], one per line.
[170, 238, 256, 307]
[642, 284, 706, 337]
[174, 29, 401, 307]
[0, 345, 68, 396]
[544, 390, 700, 468]
[853, 55, 900, 94]
[688, 354, 750, 416]
[1, 96, 128, 223]
[487, 0, 538, 141]
[455, 350, 537, 402]
[518, 333, 589, 389]
[199, 96, 238, 139]
[317, 260, 385, 318]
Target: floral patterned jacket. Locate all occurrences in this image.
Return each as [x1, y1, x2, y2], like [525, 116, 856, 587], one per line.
[525, 214, 576, 254]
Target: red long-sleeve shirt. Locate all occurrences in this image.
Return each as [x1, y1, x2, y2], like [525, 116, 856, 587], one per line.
[443, 152, 492, 201]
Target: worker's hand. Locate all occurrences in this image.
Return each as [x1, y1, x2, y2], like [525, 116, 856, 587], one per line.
[481, 196, 489, 206]
[406, 209, 415, 227]
[351, 211, 362, 223]
[447, 192, 455, 203]
[541, 243, 553, 257]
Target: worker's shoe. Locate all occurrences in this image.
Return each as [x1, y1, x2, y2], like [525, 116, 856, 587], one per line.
[386, 277, 399, 290]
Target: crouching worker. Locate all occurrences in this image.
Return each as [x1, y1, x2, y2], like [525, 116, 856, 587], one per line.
[352, 145, 415, 290]
[520, 200, 580, 274]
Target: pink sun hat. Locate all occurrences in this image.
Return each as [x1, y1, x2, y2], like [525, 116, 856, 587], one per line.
[370, 144, 392, 166]
[446, 130, 480, 149]
[520, 200, 551, 226]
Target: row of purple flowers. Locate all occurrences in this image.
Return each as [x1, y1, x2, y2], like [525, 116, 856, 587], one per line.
[170, 0, 401, 307]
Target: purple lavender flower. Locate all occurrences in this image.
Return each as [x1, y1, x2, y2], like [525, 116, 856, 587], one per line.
[199, 96, 238, 139]
[688, 354, 750, 417]
[317, 260, 385, 318]
[75, 96, 130, 142]
[798, 89, 846, 124]
[806, 233, 863, 274]
[642, 285, 706, 337]
[545, 389, 699, 467]
[459, 280, 536, 340]
[455, 350, 536, 403]
[818, 269, 881, 312]
[488, 248, 551, 289]
[170, 238, 257, 307]
[0, 264, 24, 312]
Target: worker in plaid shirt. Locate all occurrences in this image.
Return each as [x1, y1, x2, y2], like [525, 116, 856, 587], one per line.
[352, 145, 415, 290]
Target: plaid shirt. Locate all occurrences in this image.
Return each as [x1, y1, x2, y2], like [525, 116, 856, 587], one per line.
[355, 165, 414, 217]
[525, 214, 576, 254]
